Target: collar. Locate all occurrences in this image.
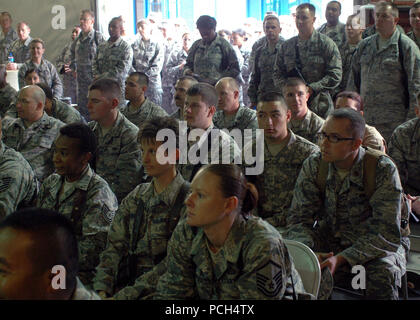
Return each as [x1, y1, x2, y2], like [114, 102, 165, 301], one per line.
[147, 172, 186, 207]
[376, 28, 400, 52]
[327, 147, 365, 189]
[23, 36, 32, 46]
[51, 165, 93, 193]
[264, 129, 296, 151]
[18, 112, 50, 130]
[108, 37, 123, 47]
[92, 111, 124, 138]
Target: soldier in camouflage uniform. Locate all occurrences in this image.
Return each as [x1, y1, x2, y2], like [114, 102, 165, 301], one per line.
[0, 12, 17, 64]
[94, 117, 189, 300]
[335, 91, 386, 152]
[180, 83, 241, 182]
[155, 164, 308, 300]
[284, 109, 406, 300]
[18, 39, 63, 99]
[348, 2, 420, 142]
[214, 77, 258, 133]
[244, 93, 319, 232]
[2, 85, 64, 182]
[70, 10, 105, 121]
[317, 1, 346, 51]
[388, 95, 420, 196]
[7, 22, 32, 69]
[131, 19, 164, 107]
[274, 3, 342, 119]
[184, 15, 240, 86]
[56, 26, 81, 105]
[170, 75, 198, 120]
[407, 3, 420, 48]
[0, 117, 37, 220]
[232, 29, 251, 107]
[36, 82, 84, 125]
[87, 78, 142, 203]
[37, 123, 118, 286]
[121, 72, 167, 128]
[283, 78, 324, 144]
[0, 64, 17, 117]
[0, 208, 101, 300]
[248, 15, 285, 106]
[93, 17, 133, 98]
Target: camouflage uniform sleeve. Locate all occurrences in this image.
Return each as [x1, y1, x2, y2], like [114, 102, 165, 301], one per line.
[247, 47, 261, 105]
[273, 44, 288, 90]
[166, 51, 184, 85]
[93, 188, 135, 295]
[308, 39, 342, 93]
[221, 41, 240, 79]
[388, 127, 408, 186]
[284, 154, 323, 248]
[18, 63, 28, 88]
[103, 44, 133, 85]
[338, 156, 402, 266]
[0, 171, 32, 219]
[49, 63, 63, 99]
[69, 38, 76, 70]
[183, 40, 199, 75]
[401, 38, 420, 120]
[237, 232, 289, 299]
[346, 42, 363, 93]
[55, 45, 68, 72]
[154, 219, 196, 300]
[148, 42, 164, 79]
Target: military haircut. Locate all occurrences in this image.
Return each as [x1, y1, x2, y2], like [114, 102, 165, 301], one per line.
[24, 68, 40, 79]
[0, 207, 79, 291]
[375, 1, 399, 18]
[177, 75, 199, 86]
[196, 15, 217, 30]
[186, 83, 218, 108]
[0, 12, 12, 21]
[282, 77, 307, 92]
[30, 38, 45, 49]
[336, 91, 364, 112]
[129, 71, 149, 87]
[138, 116, 180, 149]
[60, 122, 98, 157]
[200, 164, 257, 215]
[297, 3, 316, 15]
[17, 21, 30, 29]
[21, 85, 46, 105]
[216, 77, 239, 91]
[257, 91, 288, 112]
[89, 78, 121, 100]
[263, 14, 280, 27]
[328, 108, 366, 140]
[80, 9, 95, 19]
[35, 82, 53, 101]
[232, 28, 246, 37]
[328, 1, 341, 11]
[411, 2, 420, 11]
[109, 16, 123, 27]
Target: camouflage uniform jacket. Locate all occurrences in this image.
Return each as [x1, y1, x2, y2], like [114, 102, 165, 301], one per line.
[0, 28, 18, 63]
[243, 130, 319, 229]
[9, 36, 32, 64]
[155, 214, 306, 300]
[51, 98, 84, 124]
[93, 173, 188, 300]
[0, 84, 17, 118]
[0, 141, 37, 219]
[18, 59, 63, 99]
[363, 124, 386, 152]
[184, 35, 240, 85]
[71, 29, 105, 72]
[120, 98, 168, 128]
[165, 47, 188, 87]
[406, 31, 420, 48]
[317, 22, 346, 50]
[248, 38, 285, 105]
[93, 37, 133, 88]
[2, 112, 64, 182]
[72, 277, 101, 300]
[388, 117, 420, 195]
[37, 165, 118, 285]
[336, 42, 358, 95]
[288, 109, 325, 144]
[347, 28, 420, 124]
[213, 105, 258, 132]
[285, 148, 403, 267]
[274, 30, 342, 118]
[88, 111, 142, 202]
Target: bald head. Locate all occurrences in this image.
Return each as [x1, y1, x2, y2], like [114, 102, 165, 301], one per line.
[21, 85, 46, 105]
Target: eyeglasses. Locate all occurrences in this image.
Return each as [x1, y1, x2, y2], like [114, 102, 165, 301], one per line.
[316, 132, 355, 143]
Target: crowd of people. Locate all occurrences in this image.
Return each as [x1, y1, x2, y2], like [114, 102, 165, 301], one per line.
[0, 0, 419, 300]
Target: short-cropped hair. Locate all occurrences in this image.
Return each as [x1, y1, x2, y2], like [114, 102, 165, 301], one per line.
[186, 83, 218, 108]
[375, 1, 399, 18]
[297, 3, 316, 15]
[196, 15, 217, 30]
[283, 77, 307, 90]
[138, 116, 180, 148]
[129, 71, 149, 86]
[24, 68, 40, 78]
[336, 91, 364, 112]
[60, 122, 98, 157]
[80, 9, 95, 19]
[257, 91, 288, 112]
[328, 108, 366, 140]
[30, 38, 45, 49]
[89, 78, 121, 100]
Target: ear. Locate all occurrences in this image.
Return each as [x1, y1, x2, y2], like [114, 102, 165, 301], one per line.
[415, 107, 420, 118]
[224, 196, 239, 215]
[360, 110, 364, 117]
[233, 90, 240, 100]
[81, 152, 92, 166]
[208, 105, 216, 118]
[352, 138, 363, 151]
[305, 90, 310, 101]
[111, 98, 119, 109]
[394, 17, 399, 25]
[286, 109, 292, 122]
[141, 85, 147, 93]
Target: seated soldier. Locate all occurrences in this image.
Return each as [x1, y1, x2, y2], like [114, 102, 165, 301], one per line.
[283, 77, 324, 144]
[213, 77, 258, 132]
[36, 83, 85, 124]
[285, 108, 406, 300]
[0, 115, 37, 220]
[155, 164, 308, 300]
[179, 83, 241, 182]
[170, 75, 198, 120]
[87, 78, 142, 202]
[389, 92, 420, 212]
[94, 116, 190, 300]
[335, 91, 386, 152]
[2, 85, 64, 182]
[37, 123, 118, 286]
[120, 72, 167, 128]
[0, 208, 100, 299]
[243, 92, 319, 231]
[0, 64, 17, 118]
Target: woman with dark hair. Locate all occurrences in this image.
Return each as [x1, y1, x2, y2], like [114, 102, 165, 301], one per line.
[155, 164, 306, 300]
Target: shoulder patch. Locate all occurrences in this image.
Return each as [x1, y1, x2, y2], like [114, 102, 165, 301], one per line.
[101, 203, 114, 224]
[256, 260, 284, 298]
[0, 177, 13, 192]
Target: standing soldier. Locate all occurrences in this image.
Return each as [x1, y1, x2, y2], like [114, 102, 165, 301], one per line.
[0, 12, 17, 64]
[317, 1, 346, 51]
[274, 3, 342, 119]
[407, 2, 420, 48]
[232, 29, 251, 107]
[70, 10, 105, 120]
[131, 19, 164, 107]
[6, 21, 32, 70]
[0, 64, 17, 117]
[93, 17, 133, 98]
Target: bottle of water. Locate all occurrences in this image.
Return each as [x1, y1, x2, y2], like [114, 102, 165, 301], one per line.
[8, 52, 14, 63]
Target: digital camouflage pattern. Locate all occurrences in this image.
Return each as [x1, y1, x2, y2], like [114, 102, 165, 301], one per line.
[9, 37, 31, 63]
[50, 98, 85, 124]
[213, 105, 258, 132]
[0, 84, 17, 118]
[287, 109, 325, 144]
[120, 98, 167, 128]
[318, 22, 346, 51]
[0, 28, 18, 63]
[56, 40, 78, 104]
